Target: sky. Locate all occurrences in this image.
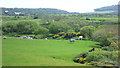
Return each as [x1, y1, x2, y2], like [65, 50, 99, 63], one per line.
[0, 0, 119, 13]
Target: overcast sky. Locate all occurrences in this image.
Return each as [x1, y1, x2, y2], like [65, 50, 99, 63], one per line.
[0, 0, 119, 13]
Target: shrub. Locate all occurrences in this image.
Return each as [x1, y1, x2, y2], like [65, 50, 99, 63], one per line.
[73, 57, 87, 64]
[73, 52, 88, 63]
[52, 34, 60, 39]
[80, 26, 95, 39]
[75, 52, 88, 58]
[56, 36, 64, 40]
[76, 32, 81, 36]
[17, 21, 39, 34]
[92, 25, 118, 46]
[86, 51, 105, 62]
[74, 49, 118, 66]
[86, 50, 118, 66]
[34, 26, 49, 35]
[101, 46, 119, 51]
[58, 32, 65, 36]
[2, 22, 18, 35]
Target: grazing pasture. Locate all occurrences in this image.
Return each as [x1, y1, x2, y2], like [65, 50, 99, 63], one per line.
[2, 37, 99, 66]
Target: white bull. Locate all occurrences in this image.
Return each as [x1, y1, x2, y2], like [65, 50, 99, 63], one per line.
[78, 36, 83, 40]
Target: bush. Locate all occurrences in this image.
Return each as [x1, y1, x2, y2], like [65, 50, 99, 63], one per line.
[17, 21, 38, 34]
[75, 52, 88, 58]
[52, 34, 60, 39]
[7, 33, 18, 37]
[74, 49, 118, 66]
[76, 32, 81, 36]
[92, 25, 118, 46]
[86, 51, 105, 62]
[73, 52, 88, 63]
[86, 50, 118, 66]
[80, 26, 95, 39]
[58, 32, 65, 36]
[2, 22, 18, 35]
[73, 57, 87, 64]
[101, 46, 119, 51]
[34, 26, 50, 35]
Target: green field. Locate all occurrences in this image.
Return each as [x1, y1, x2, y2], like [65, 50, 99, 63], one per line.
[2, 37, 100, 66]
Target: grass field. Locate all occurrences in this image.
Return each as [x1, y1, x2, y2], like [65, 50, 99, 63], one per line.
[2, 37, 100, 66]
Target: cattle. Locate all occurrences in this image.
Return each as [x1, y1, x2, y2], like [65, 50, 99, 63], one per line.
[45, 38, 48, 40]
[3, 37, 7, 39]
[27, 36, 33, 39]
[70, 39, 75, 42]
[78, 36, 83, 40]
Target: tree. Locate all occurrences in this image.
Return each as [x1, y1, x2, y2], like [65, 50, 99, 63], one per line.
[34, 26, 49, 35]
[92, 25, 118, 46]
[17, 21, 39, 34]
[2, 22, 17, 35]
[48, 22, 70, 34]
[80, 26, 95, 39]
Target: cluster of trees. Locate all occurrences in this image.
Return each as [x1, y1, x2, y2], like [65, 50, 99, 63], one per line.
[3, 21, 118, 46]
[2, 13, 119, 46]
[2, 16, 119, 47]
[2, 21, 49, 36]
[2, 15, 99, 37]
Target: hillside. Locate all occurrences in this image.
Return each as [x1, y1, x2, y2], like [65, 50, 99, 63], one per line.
[1, 8, 79, 15]
[94, 5, 118, 11]
[94, 5, 118, 14]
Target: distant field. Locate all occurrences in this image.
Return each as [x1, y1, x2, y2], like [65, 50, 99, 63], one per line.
[2, 37, 100, 66]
